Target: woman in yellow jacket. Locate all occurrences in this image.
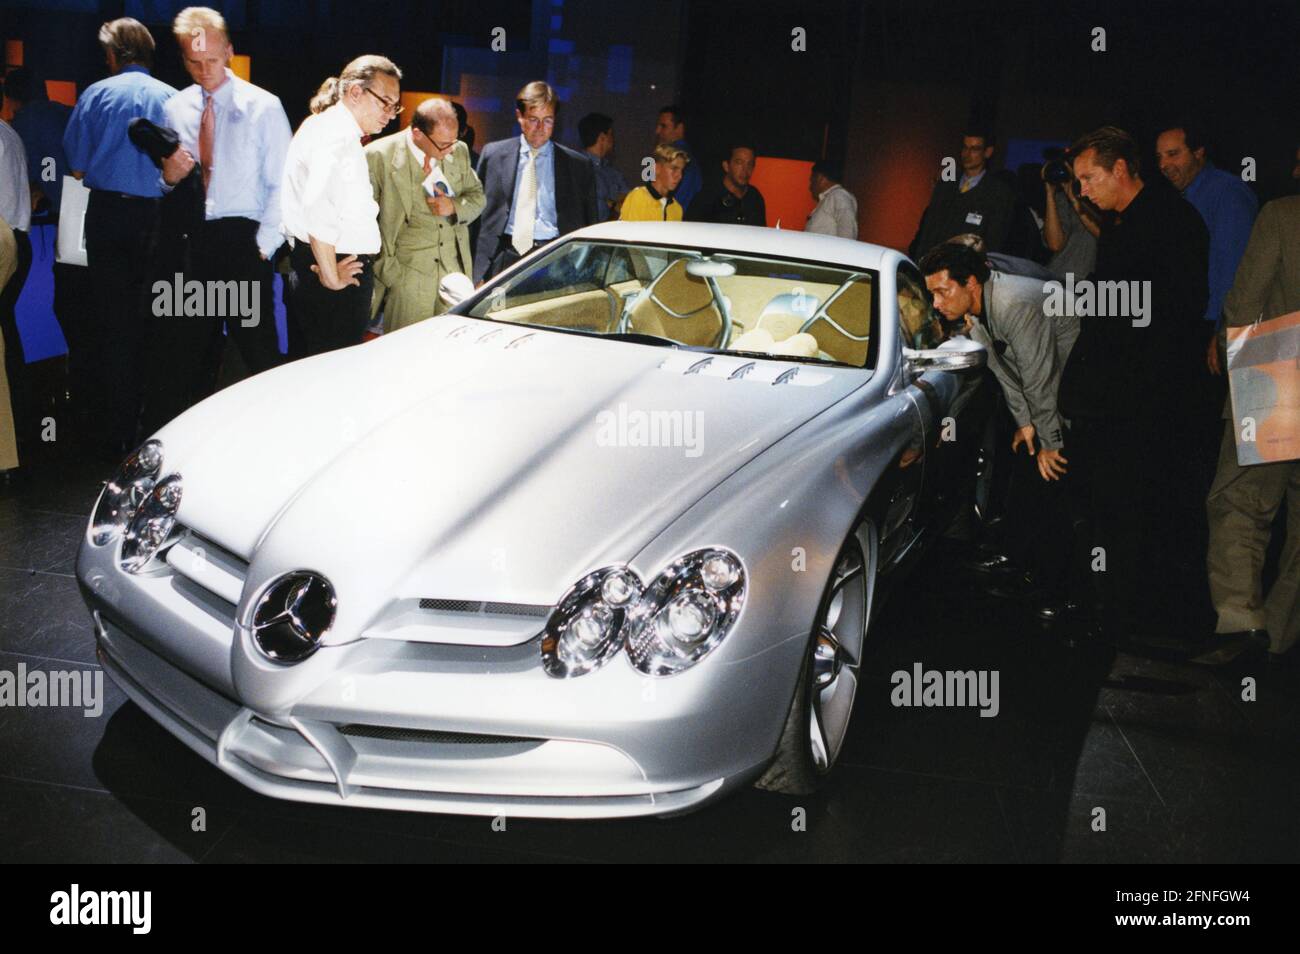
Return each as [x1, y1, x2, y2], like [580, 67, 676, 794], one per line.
[620, 144, 689, 222]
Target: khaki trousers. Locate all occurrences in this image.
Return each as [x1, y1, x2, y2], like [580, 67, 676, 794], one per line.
[0, 328, 17, 471]
[1206, 425, 1300, 652]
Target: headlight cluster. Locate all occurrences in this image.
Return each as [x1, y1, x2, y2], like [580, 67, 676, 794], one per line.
[91, 439, 163, 545]
[90, 440, 183, 574]
[542, 549, 745, 679]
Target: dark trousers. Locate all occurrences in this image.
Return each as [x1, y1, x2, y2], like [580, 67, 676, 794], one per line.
[0, 228, 32, 445]
[1068, 414, 1200, 639]
[287, 241, 373, 357]
[83, 191, 161, 447]
[54, 259, 94, 429]
[143, 217, 282, 434]
[1003, 423, 1086, 603]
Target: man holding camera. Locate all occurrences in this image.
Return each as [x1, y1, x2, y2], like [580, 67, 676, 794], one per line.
[1041, 151, 1099, 281]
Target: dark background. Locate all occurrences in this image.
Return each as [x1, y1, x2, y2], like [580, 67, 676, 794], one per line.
[3, 0, 1298, 247]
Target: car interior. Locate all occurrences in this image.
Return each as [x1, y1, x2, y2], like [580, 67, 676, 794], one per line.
[466, 242, 877, 366]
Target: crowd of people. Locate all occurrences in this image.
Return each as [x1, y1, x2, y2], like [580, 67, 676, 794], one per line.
[914, 126, 1299, 666]
[0, 9, 1296, 664]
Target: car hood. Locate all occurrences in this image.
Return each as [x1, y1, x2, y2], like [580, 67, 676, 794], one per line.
[158, 316, 865, 609]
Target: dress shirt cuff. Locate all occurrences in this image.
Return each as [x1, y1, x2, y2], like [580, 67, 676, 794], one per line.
[256, 224, 284, 260]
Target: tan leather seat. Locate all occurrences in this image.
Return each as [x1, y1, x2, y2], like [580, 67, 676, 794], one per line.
[804, 279, 872, 365]
[627, 258, 724, 346]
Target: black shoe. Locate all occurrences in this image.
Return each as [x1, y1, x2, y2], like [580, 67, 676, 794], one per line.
[1190, 630, 1269, 667]
[1035, 599, 1090, 623]
[986, 570, 1040, 600]
[965, 552, 1018, 575]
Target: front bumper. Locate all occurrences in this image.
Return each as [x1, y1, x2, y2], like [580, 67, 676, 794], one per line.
[78, 534, 788, 819]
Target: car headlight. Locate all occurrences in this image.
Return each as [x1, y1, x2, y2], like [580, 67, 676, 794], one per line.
[90, 439, 164, 545]
[625, 549, 745, 676]
[120, 474, 183, 573]
[541, 565, 642, 678]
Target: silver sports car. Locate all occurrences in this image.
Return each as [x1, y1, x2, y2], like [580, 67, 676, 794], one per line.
[76, 221, 986, 818]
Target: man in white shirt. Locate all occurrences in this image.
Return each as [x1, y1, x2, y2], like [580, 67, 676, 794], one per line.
[805, 159, 857, 239]
[281, 54, 401, 355]
[0, 104, 32, 455]
[151, 6, 292, 428]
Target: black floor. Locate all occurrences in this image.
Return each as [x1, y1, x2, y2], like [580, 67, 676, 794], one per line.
[1, 438, 1297, 863]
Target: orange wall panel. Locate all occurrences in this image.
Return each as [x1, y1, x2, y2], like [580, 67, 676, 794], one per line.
[750, 157, 815, 229]
[45, 80, 77, 107]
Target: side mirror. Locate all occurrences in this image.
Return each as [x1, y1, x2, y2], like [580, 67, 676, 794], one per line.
[903, 337, 987, 373]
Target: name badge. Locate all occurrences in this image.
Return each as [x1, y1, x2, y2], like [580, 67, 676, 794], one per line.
[965, 212, 984, 226]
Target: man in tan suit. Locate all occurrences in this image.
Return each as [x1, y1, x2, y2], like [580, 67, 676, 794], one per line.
[366, 97, 484, 331]
[1202, 194, 1300, 663]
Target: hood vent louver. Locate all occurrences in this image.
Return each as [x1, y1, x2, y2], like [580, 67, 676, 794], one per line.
[419, 598, 551, 619]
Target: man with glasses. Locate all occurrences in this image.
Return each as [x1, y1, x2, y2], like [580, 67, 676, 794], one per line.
[472, 80, 598, 283]
[280, 54, 401, 355]
[366, 96, 484, 331]
[909, 129, 1018, 261]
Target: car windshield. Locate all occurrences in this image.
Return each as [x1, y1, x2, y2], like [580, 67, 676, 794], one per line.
[463, 240, 877, 367]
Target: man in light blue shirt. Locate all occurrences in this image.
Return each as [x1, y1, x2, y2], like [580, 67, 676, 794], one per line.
[1156, 124, 1258, 330]
[505, 136, 559, 242]
[145, 6, 293, 430]
[62, 18, 175, 455]
[471, 81, 598, 282]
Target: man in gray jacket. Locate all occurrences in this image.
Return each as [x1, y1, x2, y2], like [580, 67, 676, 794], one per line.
[920, 243, 1081, 617]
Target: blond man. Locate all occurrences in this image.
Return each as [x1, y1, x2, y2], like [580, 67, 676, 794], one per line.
[148, 7, 292, 429]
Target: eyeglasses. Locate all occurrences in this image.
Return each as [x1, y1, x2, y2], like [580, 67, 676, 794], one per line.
[521, 116, 555, 129]
[363, 86, 403, 116]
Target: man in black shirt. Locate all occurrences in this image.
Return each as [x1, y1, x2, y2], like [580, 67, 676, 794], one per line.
[1058, 126, 1209, 644]
[686, 142, 766, 226]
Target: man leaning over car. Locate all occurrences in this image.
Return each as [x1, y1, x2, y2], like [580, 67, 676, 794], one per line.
[920, 242, 1080, 620]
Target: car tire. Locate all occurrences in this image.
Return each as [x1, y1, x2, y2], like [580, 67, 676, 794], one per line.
[754, 521, 875, 796]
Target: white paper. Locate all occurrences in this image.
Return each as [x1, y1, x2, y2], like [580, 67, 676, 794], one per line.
[422, 167, 454, 198]
[56, 175, 89, 267]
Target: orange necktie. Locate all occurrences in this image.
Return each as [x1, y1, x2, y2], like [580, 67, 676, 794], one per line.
[199, 92, 215, 190]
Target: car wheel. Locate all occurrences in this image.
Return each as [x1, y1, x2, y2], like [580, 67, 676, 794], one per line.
[754, 521, 876, 795]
